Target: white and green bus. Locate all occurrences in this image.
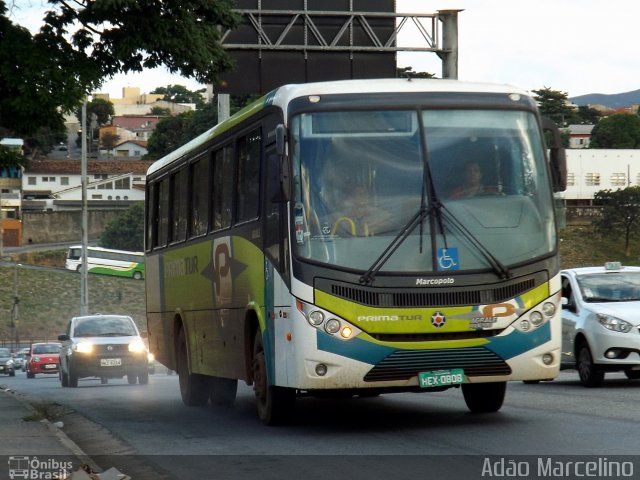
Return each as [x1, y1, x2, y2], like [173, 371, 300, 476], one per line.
[65, 246, 145, 280]
[145, 79, 567, 424]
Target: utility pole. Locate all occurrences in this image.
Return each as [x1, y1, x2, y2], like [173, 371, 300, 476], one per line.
[80, 101, 89, 316]
[11, 263, 21, 350]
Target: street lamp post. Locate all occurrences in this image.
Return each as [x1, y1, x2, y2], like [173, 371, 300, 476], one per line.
[11, 263, 21, 351]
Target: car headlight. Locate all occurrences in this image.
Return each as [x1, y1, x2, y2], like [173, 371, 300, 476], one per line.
[597, 313, 633, 333]
[147, 352, 155, 362]
[32, 357, 40, 363]
[74, 342, 94, 354]
[128, 340, 146, 353]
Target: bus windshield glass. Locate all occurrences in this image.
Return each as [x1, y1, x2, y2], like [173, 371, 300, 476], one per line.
[291, 108, 556, 273]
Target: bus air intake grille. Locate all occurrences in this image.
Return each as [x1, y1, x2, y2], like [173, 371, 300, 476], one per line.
[328, 278, 536, 307]
[363, 347, 511, 382]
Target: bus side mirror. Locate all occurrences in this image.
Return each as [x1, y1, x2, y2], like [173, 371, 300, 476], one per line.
[541, 117, 567, 192]
[271, 124, 290, 203]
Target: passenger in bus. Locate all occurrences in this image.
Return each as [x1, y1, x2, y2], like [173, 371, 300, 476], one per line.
[449, 161, 500, 198]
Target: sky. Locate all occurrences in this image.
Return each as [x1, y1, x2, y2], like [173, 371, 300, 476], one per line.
[9, 0, 640, 99]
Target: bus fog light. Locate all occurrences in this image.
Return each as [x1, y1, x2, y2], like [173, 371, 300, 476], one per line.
[542, 353, 554, 365]
[325, 319, 341, 334]
[308, 310, 325, 326]
[529, 311, 543, 326]
[542, 302, 556, 317]
[519, 319, 530, 331]
[315, 363, 328, 376]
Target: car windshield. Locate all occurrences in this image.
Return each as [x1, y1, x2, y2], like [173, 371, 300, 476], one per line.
[290, 108, 555, 273]
[33, 344, 61, 354]
[73, 316, 138, 337]
[0, 348, 10, 357]
[577, 272, 640, 302]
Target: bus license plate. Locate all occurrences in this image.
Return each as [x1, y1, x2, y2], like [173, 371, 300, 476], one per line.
[419, 369, 464, 388]
[100, 358, 122, 367]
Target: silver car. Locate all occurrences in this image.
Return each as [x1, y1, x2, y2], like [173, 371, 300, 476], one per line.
[0, 348, 16, 376]
[561, 263, 640, 387]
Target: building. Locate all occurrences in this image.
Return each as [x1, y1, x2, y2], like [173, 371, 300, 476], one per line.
[565, 124, 594, 149]
[22, 160, 152, 211]
[559, 149, 640, 205]
[108, 140, 149, 158]
[0, 138, 25, 247]
[93, 87, 196, 116]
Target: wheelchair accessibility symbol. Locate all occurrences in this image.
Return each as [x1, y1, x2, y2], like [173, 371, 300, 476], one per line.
[437, 248, 459, 271]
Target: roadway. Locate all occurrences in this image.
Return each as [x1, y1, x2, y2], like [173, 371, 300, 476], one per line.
[2, 369, 640, 479]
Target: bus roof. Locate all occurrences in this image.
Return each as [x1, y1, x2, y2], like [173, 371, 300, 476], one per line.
[68, 245, 144, 255]
[147, 78, 532, 177]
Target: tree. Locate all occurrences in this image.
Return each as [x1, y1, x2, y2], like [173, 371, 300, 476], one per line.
[101, 132, 121, 157]
[593, 187, 640, 256]
[396, 66, 435, 79]
[589, 113, 640, 148]
[1, 0, 238, 140]
[145, 112, 194, 159]
[76, 98, 114, 127]
[150, 106, 172, 116]
[575, 105, 602, 125]
[532, 87, 577, 126]
[100, 202, 145, 251]
[151, 85, 206, 108]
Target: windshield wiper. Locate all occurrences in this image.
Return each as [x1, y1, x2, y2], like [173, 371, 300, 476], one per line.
[359, 205, 433, 286]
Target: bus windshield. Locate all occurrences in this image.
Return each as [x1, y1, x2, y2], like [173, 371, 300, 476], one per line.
[291, 108, 556, 273]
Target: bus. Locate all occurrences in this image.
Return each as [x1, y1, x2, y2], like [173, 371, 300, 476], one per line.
[65, 245, 145, 280]
[144, 79, 567, 425]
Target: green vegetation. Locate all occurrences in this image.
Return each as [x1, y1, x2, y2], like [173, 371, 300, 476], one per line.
[0, 255, 145, 346]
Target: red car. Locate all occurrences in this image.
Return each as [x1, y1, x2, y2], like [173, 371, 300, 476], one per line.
[26, 343, 61, 378]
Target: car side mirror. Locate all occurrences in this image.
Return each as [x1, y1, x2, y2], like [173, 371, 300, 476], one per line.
[58, 334, 69, 341]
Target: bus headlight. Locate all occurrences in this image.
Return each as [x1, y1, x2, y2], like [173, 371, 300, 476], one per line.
[296, 299, 362, 340]
[324, 319, 341, 334]
[308, 311, 325, 326]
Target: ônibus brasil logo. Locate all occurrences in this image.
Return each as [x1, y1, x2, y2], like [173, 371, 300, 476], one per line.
[431, 311, 446, 328]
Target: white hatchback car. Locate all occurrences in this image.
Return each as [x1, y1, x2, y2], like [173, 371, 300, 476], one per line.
[561, 263, 640, 387]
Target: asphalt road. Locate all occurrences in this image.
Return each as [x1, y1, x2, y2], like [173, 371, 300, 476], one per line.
[3, 369, 640, 479]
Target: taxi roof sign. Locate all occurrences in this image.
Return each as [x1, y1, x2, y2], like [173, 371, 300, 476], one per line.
[604, 261, 622, 271]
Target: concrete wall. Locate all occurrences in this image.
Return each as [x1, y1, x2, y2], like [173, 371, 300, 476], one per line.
[22, 210, 123, 244]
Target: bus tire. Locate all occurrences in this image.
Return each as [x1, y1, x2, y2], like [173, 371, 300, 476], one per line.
[252, 330, 295, 425]
[462, 381, 506, 413]
[210, 377, 237, 406]
[176, 327, 210, 406]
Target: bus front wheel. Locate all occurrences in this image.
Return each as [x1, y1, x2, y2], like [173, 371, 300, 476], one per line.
[176, 327, 210, 406]
[462, 381, 506, 413]
[252, 330, 295, 425]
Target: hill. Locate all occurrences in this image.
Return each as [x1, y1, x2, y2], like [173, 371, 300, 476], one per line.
[570, 89, 640, 108]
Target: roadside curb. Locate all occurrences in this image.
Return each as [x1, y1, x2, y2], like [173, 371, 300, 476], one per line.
[0, 387, 101, 472]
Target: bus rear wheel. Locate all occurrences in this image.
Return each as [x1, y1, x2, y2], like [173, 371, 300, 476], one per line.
[176, 327, 210, 406]
[210, 377, 237, 407]
[252, 330, 295, 425]
[462, 381, 506, 413]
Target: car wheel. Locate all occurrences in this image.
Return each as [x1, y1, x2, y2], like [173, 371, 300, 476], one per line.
[9, 370, 15, 377]
[462, 381, 507, 413]
[252, 330, 295, 425]
[176, 327, 210, 405]
[101, 377, 108, 385]
[68, 365, 79, 388]
[60, 370, 69, 387]
[210, 376, 237, 407]
[138, 370, 149, 385]
[133, 271, 143, 280]
[577, 344, 604, 387]
[26, 370, 34, 379]
[127, 374, 137, 385]
[624, 370, 640, 380]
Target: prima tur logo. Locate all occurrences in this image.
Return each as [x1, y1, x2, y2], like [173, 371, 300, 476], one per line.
[431, 311, 446, 328]
[8, 456, 73, 479]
